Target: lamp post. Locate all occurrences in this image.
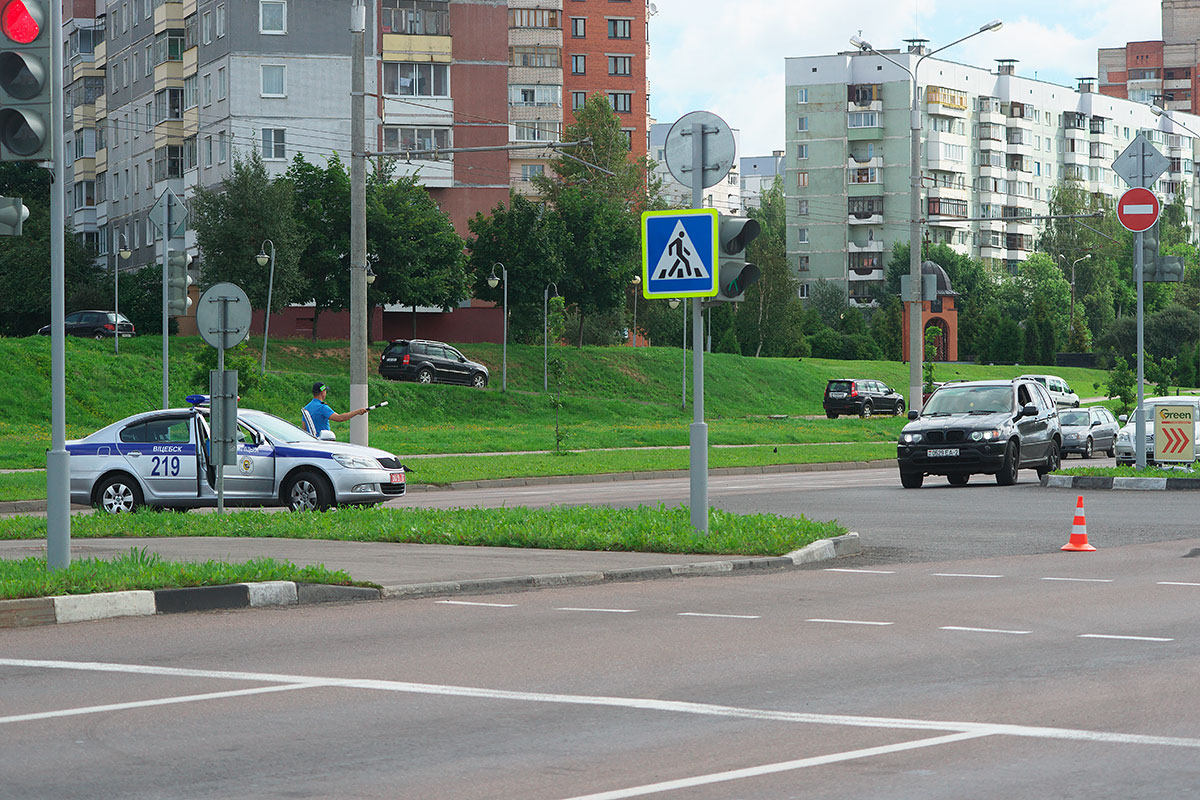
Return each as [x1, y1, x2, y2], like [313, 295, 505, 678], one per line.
[256, 240, 276, 374]
[851, 19, 1002, 412]
[1058, 252, 1090, 330]
[631, 274, 641, 346]
[544, 281, 558, 392]
[669, 297, 684, 409]
[1151, 102, 1200, 397]
[488, 262, 507, 391]
[114, 234, 131, 355]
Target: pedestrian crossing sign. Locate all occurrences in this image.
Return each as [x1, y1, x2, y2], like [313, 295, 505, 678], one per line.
[641, 209, 719, 298]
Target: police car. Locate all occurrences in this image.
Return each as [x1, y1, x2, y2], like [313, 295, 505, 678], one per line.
[67, 396, 407, 513]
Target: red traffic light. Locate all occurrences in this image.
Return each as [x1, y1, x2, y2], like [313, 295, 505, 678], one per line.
[0, 1, 39, 45]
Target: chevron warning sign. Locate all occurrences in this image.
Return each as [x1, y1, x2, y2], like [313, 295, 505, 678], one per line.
[1153, 404, 1195, 463]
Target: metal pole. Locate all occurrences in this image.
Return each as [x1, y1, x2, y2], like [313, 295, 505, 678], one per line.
[1136, 228, 1146, 469]
[908, 70, 924, 412]
[632, 287, 638, 346]
[114, 258, 119, 355]
[161, 201, 170, 410]
[544, 285, 548, 392]
[261, 240, 275, 374]
[503, 267, 508, 392]
[216, 303, 226, 515]
[682, 300, 686, 410]
[47, 0, 69, 568]
[349, 1, 368, 445]
[689, 121, 708, 535]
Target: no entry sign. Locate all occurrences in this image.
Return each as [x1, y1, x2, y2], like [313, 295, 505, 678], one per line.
[1117, 187, 1160, 232]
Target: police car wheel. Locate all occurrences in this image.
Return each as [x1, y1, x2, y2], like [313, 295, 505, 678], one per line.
[96, 474, 143, 514]
[285, 471, 333, 511]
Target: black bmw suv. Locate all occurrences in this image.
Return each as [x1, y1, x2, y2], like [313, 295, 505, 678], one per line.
[378, 339, 490, 387]
[823, 378, 905, 418]
[896, 378, 1061, 488]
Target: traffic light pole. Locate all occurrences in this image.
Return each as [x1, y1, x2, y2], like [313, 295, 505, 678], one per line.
[689, 122, 708, 535]
[349, 1, 368, 446]
[47, 0, 70, 568]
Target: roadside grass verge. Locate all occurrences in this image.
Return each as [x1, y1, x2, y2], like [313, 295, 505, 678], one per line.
[0, 505, 847, 558]
[0, 546, 356, 601]
[0, 472, 43, 501]
[1054, 465, 1197, 478]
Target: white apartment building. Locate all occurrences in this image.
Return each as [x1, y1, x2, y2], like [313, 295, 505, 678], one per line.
[786, 45, 1200, 305]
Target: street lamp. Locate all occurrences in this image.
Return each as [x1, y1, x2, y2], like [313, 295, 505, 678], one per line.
[544, 281, 559, 392]
[851, 19, 1002, 412]
[1058, 253, 1090, 330]
[488, 262, 507, 391]
[114, 234, 131, 355]
[669, 297, 685, 409]
[256, 240, 276, 375]
[631, 274, 642, 346]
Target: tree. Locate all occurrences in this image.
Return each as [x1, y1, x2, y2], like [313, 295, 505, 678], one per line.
[193, 151, 305, 314]
[869, 296, 903, 361]
[1103, 355, 1136, 415]
[808, 278, 847, 329]
[737, 177, 804, 357]
[1017, 253, 1071, 344]
[286, 154, 351, 337]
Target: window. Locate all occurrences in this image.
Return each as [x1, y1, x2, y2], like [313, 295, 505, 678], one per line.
[260, 1, 286, 34]
[154, 30, 184, 65]
[798, 256, 809, 272]
[797, 116, 807, 132]
[202, 11, 211, 44]
[144, 102, 152, 131]
[184, 74, 198, 108]
[847, 111, 878, 127]
[261, 128, 286, 160]
[132, 51, 139, 81]
[509, 9, 558, 27]
[571, 91, 586, 110]
[510, 46, 560, 67]
[383, 62, 449, 96]
[571, 17, 584, 37]
[521, 164, 544, 180]
[145, 158, 153, 188]
[184, 13, 198, 49]
[204, 135, 213, 168]
[608, 55, 631, 76]
[797, 144, 808, 160]
[513, 121, 560, 142]
[571, 54, 585, 74]
[797, 200, 808, 215]
[383, 126, 452, 152]
[261, 65, 285, 97]
[217, 68, 226, 101]
[143, 0, 151, 20]
[797, 171, 808, 188]
[799, 283, 809, 299]
[144, 44, 152, 75]
[608, 92, 631, 113]
[607, 18, 631, 38]
[380, 0, 451, 35]
[73, 180, 95, 209]
[218, 131, 228, 163]
[216, 3, 226, 37]
[154, 88, 183, 122]
[849, 167, 877, 184]
[184, 136, 197, 170]
[797, 88, 807, 104]
[154, 145, 183, 181]
[509, 85, 560, 106]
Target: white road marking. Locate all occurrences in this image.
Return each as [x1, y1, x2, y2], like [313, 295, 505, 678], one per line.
[557, 607, 637, 614]
[824, 568, 896, 574]
[678, 612, 761, 619]
[1078, 634, 1174, 642]
[806, 618, 893, 626]
[554, 730, 995, 800]
[5, 658, 1200, 752]
[1158, 581, 1200, 587]
[1042, 577, 1113, 583]
[933, 573, 1004, 579]
[940, 626, 1031, 635]
[0, 683, 316, 726]
[436, 600, 517, 608]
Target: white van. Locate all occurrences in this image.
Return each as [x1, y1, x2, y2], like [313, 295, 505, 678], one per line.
[1018, 374, 1080, 409]
[1113, 396, 1200, 465]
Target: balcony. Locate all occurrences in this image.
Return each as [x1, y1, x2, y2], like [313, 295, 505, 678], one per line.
[848, 239, 884, 253]
[848, 267, 885, 282]
[926, 86, 968, 117]
[846, 155, 881, 171]
[848, 212, 883, 226]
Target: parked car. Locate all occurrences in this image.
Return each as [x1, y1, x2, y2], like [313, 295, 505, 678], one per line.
[378, 339, 490, 387]
[1017, 374, 1080, 408]
[38, 310, 135, 339]
[67, 397, 407, 513]
[1059, 406, 1118, 459]
[1114, 396, 1200, 466]
[896, 377, 1061, 488]
[823, 378, 905, 419]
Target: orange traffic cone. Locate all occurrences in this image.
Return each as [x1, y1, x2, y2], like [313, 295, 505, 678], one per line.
[1062, 495, 1096, 552]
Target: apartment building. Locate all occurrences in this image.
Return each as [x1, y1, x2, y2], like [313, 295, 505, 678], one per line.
[507, 1, 563, 195]
[562, 0, 649, 159]
[648, 121, 742, 213]
[785, 45, 1200, 306]
[1098, 0, 1200, 113]
[740, 151, 785, 211]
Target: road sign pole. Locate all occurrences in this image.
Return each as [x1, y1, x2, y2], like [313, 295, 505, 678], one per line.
[161, 210, 170, 410]
[689, 121, 708, 535]
[47, 0, 70, 569]
[1136, 228, 1146, 469]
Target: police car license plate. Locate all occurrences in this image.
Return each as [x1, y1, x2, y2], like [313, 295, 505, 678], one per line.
[928, 448, 959, 457]
[390, 472, 405, 484]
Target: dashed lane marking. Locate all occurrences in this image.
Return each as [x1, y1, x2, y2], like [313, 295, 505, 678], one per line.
[436, 600, 518, 608]
[940, 626, 1031, 635]
[1078, 634, 1174, 642]
[933, 573, 1004, 579]
[1159, 581, 1200, 587]
[806, 618, 893, 626]
[1042, 577, 1114, 583]
[557, 607, 637, 614]
[824, 568, 896, 574]
[678, 612, 761, 619]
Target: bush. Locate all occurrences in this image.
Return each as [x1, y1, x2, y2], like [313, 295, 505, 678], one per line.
[188, 341, 263, 398]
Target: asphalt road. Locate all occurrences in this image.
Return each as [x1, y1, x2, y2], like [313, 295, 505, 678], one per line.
[5, 536, 1200, 799]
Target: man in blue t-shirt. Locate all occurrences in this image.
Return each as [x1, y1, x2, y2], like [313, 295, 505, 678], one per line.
[302, 382, 367, 437]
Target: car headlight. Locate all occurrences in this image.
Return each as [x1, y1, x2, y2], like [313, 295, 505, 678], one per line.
[331, 453, 382, 470]
[969, 429, 1001, 441]
[1117, 431, 1130, 443]
[900, 432, 922, 444]
[1064, 432, 1079, 441]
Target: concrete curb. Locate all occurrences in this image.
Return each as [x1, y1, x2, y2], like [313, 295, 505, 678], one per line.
[1042, 474, 1200, 490]
[0, 582, 378, 629]
[378, 532, 862, 601]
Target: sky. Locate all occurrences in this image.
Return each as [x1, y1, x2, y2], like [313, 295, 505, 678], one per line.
[647, 0, 1164, 157]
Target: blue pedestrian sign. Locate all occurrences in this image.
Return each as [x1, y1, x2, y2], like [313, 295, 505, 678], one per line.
[641, 209, 719, 298]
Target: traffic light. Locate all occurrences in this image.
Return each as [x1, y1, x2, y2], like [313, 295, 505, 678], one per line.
[716, 214, 761, 301]
[166, 249, 193, 315]
[1139, 221, 1160, 282]
[1156, 255, 1185, 282]
[0, 1, 51, 161]
[0, 194, 27, 234]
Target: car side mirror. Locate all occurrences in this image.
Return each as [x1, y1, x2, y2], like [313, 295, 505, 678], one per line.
[1119, 414, 1128, 424]
[319, 430, 336, 441]
[1022, 404, 1038, 417]
[1091, 419, 1101, 427]
[907, 410, 919, 420]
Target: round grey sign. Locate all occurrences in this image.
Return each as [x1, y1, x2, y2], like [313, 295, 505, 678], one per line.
[664, 110, 736, 190]
[197, 282, 253, 350]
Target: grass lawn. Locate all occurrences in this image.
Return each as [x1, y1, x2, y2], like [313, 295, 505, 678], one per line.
[1055, 465, 1198, 477]
[0, 546, 357, 601]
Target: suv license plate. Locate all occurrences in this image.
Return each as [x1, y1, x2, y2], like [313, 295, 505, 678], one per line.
[829, 392, 845, 399]
[928, 448, 959, 458]
[390, 472, 405, 484]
